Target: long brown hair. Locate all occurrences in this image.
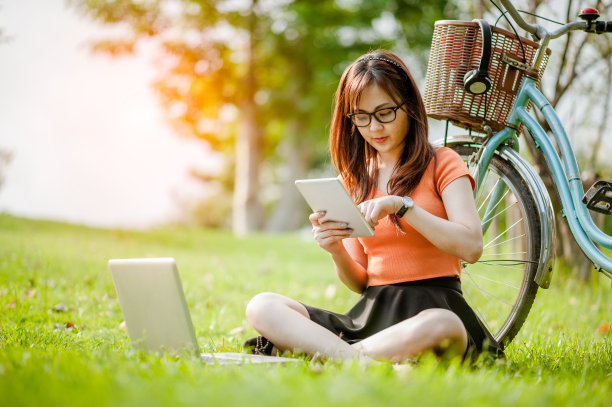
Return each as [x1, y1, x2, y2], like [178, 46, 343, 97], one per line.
[329, 50, 435, 226]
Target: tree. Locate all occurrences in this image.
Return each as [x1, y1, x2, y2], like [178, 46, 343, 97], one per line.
[70, 0, 455, 234]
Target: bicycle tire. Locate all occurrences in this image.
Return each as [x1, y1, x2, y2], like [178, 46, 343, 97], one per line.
[451, 144, 541, 346]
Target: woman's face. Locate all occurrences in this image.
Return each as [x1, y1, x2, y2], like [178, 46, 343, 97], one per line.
[355, 83, 410, 164]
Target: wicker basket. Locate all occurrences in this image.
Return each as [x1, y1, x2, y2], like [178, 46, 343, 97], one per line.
[424, 20, 551, 133]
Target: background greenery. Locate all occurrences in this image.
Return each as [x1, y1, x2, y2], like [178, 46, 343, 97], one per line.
[69, 0, 458, 233]
[1, 214, 610, 406]
[58, 1, 612, 285]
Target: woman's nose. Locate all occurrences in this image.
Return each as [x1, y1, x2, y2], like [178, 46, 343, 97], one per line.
[369, 118, 383, 131]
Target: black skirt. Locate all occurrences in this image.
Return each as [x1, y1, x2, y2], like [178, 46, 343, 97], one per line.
[303, 277, 503, 358]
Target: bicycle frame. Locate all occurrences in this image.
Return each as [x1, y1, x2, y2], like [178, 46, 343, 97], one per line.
[472, 76, 612, 276]
[428, 0, 612, 344]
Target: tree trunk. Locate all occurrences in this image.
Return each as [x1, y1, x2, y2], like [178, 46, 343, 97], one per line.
[233, 102, 263, 235]
[266, 121, 310, 232]
[232, 1, 263, 236]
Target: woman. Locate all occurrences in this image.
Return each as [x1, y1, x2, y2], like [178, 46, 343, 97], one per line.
[245, 50, 502, 362]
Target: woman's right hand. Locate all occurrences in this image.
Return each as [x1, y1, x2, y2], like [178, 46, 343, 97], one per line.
[309, 211, 353, 254]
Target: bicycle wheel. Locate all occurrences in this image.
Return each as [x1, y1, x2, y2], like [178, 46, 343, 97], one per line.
[451, 144, 541, 346]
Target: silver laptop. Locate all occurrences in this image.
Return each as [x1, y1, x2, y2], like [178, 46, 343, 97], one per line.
[108, 257, 299, 364]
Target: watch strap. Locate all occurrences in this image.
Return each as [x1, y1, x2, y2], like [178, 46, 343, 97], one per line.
[396, 196, 413, 218]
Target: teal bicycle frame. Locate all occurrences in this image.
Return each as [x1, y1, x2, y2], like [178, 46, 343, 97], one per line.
[431, 0, 612, 344]
[472, 76, 612, 275]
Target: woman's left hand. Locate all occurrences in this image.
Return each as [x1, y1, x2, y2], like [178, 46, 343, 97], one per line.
[358, 196, 403, 228]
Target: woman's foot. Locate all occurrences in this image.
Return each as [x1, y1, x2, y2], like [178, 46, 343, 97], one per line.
[243, 336, 279, 356]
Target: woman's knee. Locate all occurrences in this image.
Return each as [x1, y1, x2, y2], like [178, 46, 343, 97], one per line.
[417, 308, 468, 352]
[245, 292, 278, 326]
[245, 292, 308, 328]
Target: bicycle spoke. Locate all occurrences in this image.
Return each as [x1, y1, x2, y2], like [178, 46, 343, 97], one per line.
[479, 182, 511, 219]
[478, 259, 535, 265]
[481, 199, 519, 225]
[477, 262, 528, 271]
[462, 271, 521, 290]
[485, 233, 527, 250]
[475, 168, 493, 205]
[464, 272, 510, 318]
[477, 177, 501, 212]
[464, 277, 514, 310]
[461, 289, 494, 334]
[484, 218, 524, 248]
[480, 252, 527, 256]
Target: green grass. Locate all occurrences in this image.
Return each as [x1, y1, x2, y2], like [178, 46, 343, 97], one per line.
[1, 214, 610, 406]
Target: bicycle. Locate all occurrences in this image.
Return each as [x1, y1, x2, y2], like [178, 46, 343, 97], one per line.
[422, 0, 612, 346]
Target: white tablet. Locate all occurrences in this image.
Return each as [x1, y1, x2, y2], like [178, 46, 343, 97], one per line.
[295, 178, 374, 238]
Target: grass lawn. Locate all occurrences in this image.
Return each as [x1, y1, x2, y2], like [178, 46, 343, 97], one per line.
[0, 214, 610, 406]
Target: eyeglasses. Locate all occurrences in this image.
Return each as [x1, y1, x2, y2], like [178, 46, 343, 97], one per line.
[346, 101, 406, 127]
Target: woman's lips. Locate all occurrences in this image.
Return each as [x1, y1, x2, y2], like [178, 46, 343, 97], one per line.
[373, 137, 388, 144]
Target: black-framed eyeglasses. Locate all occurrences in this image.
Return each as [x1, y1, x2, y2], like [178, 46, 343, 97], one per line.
[346, 101, 406, 127]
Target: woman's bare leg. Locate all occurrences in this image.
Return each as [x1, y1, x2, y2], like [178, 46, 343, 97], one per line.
[351, 308, 468, 363]
[247, 295, 466, 363]
[246, 292, 364, 360]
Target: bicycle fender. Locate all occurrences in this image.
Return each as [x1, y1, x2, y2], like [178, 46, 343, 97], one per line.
[499, 147, 555, 288]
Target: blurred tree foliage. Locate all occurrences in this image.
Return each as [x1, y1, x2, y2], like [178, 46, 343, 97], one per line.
[70, 0, 456, 233]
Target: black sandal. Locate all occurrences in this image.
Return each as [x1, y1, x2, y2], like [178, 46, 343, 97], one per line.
[243, 336, 275, 356]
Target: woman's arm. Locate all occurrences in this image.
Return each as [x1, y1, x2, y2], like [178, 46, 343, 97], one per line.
[359, 176, 483, 263]
[309, 212, 368, 293]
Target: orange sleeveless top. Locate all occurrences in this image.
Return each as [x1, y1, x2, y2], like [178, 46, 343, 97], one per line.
[343, 147, 475, 287]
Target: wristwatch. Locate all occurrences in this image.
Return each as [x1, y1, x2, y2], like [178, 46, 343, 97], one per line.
[396, 196, 414, 218]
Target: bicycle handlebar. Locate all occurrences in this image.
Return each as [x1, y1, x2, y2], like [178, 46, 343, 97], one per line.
[497, 0, 611, 40]
[497, 0, 541, 37]
[592, 20, 612, 34]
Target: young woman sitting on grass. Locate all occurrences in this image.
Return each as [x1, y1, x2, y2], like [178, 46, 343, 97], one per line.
[244, 50, 503, 363]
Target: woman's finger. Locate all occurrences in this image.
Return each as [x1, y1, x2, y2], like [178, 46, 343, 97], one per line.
[317, 233, 352, 248]
[316, 221, 349, 232]
[364, 203, 376, 226]
[314, 227, 353, 240]
[369, 205, 384, 225]
[360, 197, 397, 226]
[308, 211, 326, 226]
[358, 202, 369, 219]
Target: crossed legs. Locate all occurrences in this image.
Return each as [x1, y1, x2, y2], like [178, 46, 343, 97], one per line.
[245, 292, 468, 362]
